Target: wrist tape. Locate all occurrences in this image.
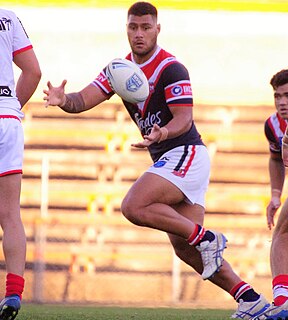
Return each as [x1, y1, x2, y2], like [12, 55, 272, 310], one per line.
[158, 127, 169, 142]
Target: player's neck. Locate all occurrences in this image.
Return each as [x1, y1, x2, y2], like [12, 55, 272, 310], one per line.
[133, 46, 158, 64]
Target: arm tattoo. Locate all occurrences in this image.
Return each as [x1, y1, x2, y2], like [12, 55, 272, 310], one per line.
[60, 92, 86, 113]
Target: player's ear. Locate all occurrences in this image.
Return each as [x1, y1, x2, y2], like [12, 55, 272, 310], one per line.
[157, 23, 161, 35]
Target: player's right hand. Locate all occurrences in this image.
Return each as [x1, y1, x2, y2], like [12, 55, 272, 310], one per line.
[131, 124, 163, 148]
[266, 196, 281, 230]
[43, 80, 67, 107]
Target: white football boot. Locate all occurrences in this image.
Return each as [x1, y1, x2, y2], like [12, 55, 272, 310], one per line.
[195, 230, 227, 280]
[252, 299, 288, 320]
[231, 294, 270, 319]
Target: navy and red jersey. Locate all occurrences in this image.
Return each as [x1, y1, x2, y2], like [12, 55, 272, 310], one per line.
[93, 46, 204, 162]
[265, 112, 288, 155]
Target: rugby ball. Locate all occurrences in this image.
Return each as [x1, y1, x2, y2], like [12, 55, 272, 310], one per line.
[106, 58, 149, 103]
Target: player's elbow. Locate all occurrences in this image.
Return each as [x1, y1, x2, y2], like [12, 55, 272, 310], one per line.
[32, 66, 42, 84]
[22, 67, 42, 87]
[187, 118, 193, 129]
[183, 117, 193, 134]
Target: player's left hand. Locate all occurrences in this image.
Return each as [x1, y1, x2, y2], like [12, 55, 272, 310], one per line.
[131, 124, 162, 148]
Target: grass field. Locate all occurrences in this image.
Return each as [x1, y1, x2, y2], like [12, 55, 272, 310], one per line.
[19, 304, 234, 319]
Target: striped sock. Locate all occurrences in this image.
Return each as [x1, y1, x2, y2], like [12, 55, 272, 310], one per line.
[230, 281, 259, 302]
[273, 274, 288, 306]
[187, 224, 206, 245]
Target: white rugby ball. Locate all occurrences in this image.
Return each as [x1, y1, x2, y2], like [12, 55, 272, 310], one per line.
[106, 58, 149, 103]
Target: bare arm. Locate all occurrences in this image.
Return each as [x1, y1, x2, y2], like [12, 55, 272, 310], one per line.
[269, 152, 285, 191]
[43, 81, 108, 113]
[132, 106, 193, 148]
[266, 152, 285, 229]
[162, 106, 193, 138]
[13, 48, 42, 107]
[282, 128, 288, 167]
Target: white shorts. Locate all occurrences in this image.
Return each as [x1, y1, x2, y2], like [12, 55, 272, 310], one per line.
[146, 145, 210, 207]
[0, 116, 24, 176]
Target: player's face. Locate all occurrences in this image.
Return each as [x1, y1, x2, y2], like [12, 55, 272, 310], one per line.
[274, 83, 288, 119]
[127, 14, 160, 63]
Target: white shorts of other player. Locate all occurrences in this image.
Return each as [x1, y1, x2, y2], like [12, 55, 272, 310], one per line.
[0, 116, 24, 176]
[146, 145, 210, 208]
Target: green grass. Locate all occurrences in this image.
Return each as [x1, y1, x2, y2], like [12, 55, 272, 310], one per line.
[19, 304, 234, 320]
[2, 0, 288, 12]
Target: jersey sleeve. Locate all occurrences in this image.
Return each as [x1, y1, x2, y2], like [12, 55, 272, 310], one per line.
[264, 119, 281, 154]
[91, 67, 114, 99]
[162, 62, 193, 107]
[12, 13, 32, 56]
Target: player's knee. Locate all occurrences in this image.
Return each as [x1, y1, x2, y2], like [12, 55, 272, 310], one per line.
[121, 198, 144, 226]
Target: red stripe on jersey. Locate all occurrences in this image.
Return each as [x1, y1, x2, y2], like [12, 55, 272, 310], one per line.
[126, 48, 175, 80]
[140, 59, 177, 116]
[13, 45, 33, 57]
[132, 48, 193, 113]
[165, 81, 192, 103]
[93, 71, 112, 95]
[0, 115, 20, 121]
[277, 113, 287, 133]
[0, 170, 22, 177]
[168, 104, 193, 107]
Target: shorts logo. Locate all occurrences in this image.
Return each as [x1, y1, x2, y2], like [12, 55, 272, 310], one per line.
[153, 160, 167, 168]
[153, 157, 169, 168]
[0, 86, 12, 97]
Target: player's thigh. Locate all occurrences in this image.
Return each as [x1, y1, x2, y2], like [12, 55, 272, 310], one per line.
[123, 172, 185, 208]
[0, 173, 21, 216]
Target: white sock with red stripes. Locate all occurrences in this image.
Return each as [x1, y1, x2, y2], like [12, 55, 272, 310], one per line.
[273, 274, 288, 306]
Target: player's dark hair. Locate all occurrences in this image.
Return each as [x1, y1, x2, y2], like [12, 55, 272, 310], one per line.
[128, 2, 157, 18]
[270, 69, 288, 89]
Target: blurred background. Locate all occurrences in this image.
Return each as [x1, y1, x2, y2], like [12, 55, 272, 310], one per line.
[1, 0, 288, 310]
